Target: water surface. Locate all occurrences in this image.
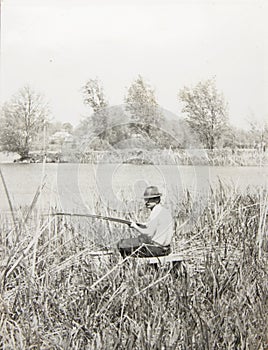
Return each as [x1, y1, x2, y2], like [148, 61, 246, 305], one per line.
[0, 163, 267, 213]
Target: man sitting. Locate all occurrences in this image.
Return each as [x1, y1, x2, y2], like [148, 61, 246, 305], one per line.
[117, 186, 173, 258]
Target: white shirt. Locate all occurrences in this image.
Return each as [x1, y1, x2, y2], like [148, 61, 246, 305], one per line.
[134, 204, 173, 246]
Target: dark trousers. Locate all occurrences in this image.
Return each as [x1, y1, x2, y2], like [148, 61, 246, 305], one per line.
[117, 234, 171, 258]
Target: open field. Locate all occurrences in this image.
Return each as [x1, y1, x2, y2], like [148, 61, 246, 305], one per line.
[0, 184, 267, 349]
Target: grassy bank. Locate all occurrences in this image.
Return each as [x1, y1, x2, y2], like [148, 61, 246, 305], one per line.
[0, 185, 267, 349]
[78, 149, 268, 166]
[1, 149, 267, 166]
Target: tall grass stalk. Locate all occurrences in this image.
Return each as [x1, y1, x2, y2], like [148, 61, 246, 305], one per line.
[256, 190, 268, 258]
[0, 168, 18, 235]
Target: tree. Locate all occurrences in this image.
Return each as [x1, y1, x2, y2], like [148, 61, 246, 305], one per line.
[0, 86, 49, 158]
[125, 75, 163, 130]
[178, 78, 229, 149]
[82, 78, 109, 138]
[62, 122, 73, 134]
[82, 78, 108, 112]
[248, 118, 268, 151]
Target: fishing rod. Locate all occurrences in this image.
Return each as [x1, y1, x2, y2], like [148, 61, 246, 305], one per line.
[51, 212, 147, 228]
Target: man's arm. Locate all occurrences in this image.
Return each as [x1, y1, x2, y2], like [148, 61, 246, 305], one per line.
[130, 220, 157, 237]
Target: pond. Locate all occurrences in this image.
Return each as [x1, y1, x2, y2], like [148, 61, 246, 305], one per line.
[0, 163, 267, 214]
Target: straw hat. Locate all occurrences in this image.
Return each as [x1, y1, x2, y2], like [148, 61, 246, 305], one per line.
[143, 186, 162, 199]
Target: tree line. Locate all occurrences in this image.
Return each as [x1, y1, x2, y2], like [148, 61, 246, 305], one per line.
[0, 77, 267, 159]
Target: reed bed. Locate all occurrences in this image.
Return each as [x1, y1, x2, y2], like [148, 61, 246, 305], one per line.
[0, 184, 267, 349]
[78, 149, 268, 166]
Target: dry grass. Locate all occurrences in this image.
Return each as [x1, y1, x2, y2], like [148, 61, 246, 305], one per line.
[0, 184, 267, 349]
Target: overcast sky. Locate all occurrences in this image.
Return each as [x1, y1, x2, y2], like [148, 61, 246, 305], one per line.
[1, 0, 267, 128]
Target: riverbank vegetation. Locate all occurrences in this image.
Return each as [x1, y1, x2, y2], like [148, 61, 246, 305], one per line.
[0, 184, 267, 349]
[5, 147, 267, 166]
[77, 148, 268, 166]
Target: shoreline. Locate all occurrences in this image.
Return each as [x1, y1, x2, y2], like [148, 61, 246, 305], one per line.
[1, 149, 267, 166]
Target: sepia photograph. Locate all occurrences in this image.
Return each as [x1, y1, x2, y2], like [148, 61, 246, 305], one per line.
[0, 0, 267, 348]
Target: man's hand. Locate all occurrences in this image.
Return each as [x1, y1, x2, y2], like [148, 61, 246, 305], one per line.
[129, 221, 137, 229]
[129, 221, 147, 229]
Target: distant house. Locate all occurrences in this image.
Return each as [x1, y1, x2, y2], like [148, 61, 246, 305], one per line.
[49, 131, 74, 145]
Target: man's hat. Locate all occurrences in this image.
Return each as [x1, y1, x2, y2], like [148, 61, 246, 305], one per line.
[143, 186, 162, 199]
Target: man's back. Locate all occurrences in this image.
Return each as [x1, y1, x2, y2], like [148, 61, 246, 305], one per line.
[146, 204, 173, 246]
